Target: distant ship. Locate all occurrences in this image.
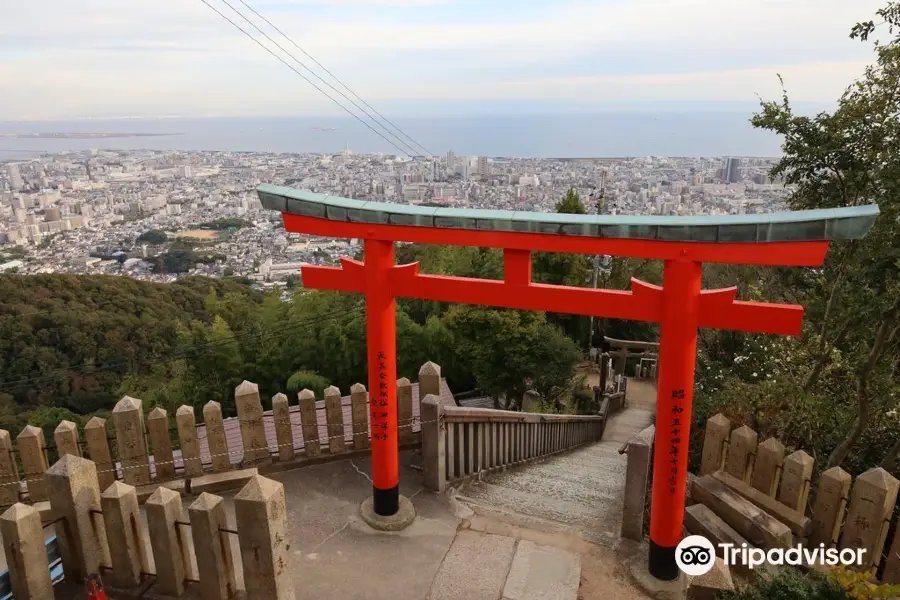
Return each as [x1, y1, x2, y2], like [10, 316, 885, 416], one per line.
[311, 126, 337, 132]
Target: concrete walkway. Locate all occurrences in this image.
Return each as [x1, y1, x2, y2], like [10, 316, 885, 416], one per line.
[456, 379, 656, 548]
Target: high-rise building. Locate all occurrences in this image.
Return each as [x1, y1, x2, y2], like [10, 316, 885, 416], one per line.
[44, 207, 61, 222]
[725, 158, 741, 183]
[446, 150, 456, 169]
[6, 164, 23, 191]
[476, 156, 489, 178]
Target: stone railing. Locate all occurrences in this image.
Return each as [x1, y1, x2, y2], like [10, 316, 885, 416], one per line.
[0, 453, 294, 599]
[0, 361, 446, 509]
[420, 394, 610, 492]
[696, 413, 900, 583]
[619, 424, 655, 541]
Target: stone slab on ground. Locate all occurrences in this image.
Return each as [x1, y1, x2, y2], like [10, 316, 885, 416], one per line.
[501, 539, 581, 600]
[427, 530, 517, 600]
[690, 475, 792, 549]
[684, 504, 753, 578]
[189, 468, 258, 495]
[687, 557, 734, 600]
[684, 504, 749, 550]
[135, 479, 186, 504]
[712, 471, 810, 537]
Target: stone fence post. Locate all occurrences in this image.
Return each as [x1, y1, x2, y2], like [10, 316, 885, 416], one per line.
[621, 425, 655, 541]
[0, 503, 53, 599]
[46, 455, 111, 583]
[350, 383, 369, 451]
[810, 466, 852, 549]
[101, 481, 148, 589]
[725, 425, 758, 483]
[324, 385, 345, 455]
[54, 420, 81, 458]
[146, 486, 191, 596]
[700, 414, 731, 476]
[176, 405, 203, 478]
[397, 378, 414, 443]
[418, 361, 441, 412]
[148, 407, 175, 481]
[234, 475, 295, 599]
[840, 467, 898, 572]
[190, 492, 238, 600]
[17, 425, 49, 502]
[235, 380, 271, 465]
[84, 417, 116, 491]
[113, 396, 151, 486]
[421, 395, 446, 492]
[297, 389, 320, 458]
[204, 400, 231, 473]
[0, 429, 20, 505]
[272, 393, 294, 462]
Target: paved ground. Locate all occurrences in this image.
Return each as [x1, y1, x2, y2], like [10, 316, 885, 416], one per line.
[36, 451, 459, 600]
[457, 379, 655, 549]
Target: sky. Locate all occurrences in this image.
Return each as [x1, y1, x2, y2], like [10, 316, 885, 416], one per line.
[0, 0, 889, 120]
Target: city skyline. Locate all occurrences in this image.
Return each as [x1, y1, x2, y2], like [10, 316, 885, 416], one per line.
[0, 0, 888, 120]
[0, 149, 790, 281]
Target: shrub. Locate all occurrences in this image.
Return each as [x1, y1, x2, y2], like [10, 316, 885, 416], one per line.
[827, 565, 900, 599]
[286, 370, 330, 398]
[719, 566, 849, 600]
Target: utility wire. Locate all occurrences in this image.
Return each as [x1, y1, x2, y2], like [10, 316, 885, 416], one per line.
[0, 304, 364, 393]
[217, 0, 426, 157]
[197, 0, 418, 158]
[234, 0, 433, 158]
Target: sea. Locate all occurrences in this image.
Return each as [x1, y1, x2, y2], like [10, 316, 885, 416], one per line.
[0, 112, 784, 159]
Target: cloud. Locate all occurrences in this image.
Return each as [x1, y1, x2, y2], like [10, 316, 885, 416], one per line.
[263, 0, 448, 4]
[0, 0, 888, 119]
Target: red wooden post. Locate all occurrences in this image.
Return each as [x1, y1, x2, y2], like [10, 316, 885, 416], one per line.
[649, 259, 702, 579]
[364, 239, 400, 515]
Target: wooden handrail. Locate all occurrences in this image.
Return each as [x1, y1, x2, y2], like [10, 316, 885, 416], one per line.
[443, 406, 605, 423]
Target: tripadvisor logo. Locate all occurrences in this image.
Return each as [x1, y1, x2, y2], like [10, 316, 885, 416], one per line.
[676, 536, 716, 576]
[675, 535, 867, 576]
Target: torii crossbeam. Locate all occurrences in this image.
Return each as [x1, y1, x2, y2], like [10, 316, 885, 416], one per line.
[258, 184, 878, 580]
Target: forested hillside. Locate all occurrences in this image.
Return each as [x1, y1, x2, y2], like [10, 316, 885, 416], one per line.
[2, 195, 659, 438]
[0, 275, 263, 423]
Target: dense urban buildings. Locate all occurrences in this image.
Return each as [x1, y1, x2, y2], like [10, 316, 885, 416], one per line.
[0, 150, 792, 284]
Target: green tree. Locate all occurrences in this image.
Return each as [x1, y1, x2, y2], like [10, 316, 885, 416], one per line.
[136, 230, 168, 244]
[179, 315, 243, 414]
[533, 188, 592, 344]
[286, 370, 330, 396]
[442, 306, 581, 410]
[555, 188, 587, 215]
[748, 3, 900, 471]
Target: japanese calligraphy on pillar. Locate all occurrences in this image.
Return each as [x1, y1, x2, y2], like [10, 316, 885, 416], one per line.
[372, 351, 390, 442]
[668, 388, 685, 495]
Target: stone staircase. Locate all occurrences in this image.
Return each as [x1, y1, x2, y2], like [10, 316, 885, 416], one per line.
[457, 380, 655, 547]
[428, 379, 657, 599]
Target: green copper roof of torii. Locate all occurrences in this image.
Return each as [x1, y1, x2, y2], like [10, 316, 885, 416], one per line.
[257, 184, 879, 243]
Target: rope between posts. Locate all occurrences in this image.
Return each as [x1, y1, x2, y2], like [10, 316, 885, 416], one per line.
[5, 417, 433, 485]
[4, 416, 603, 487]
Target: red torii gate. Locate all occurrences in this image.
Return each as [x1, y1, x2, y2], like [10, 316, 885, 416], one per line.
[258, 184, 878, 580]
